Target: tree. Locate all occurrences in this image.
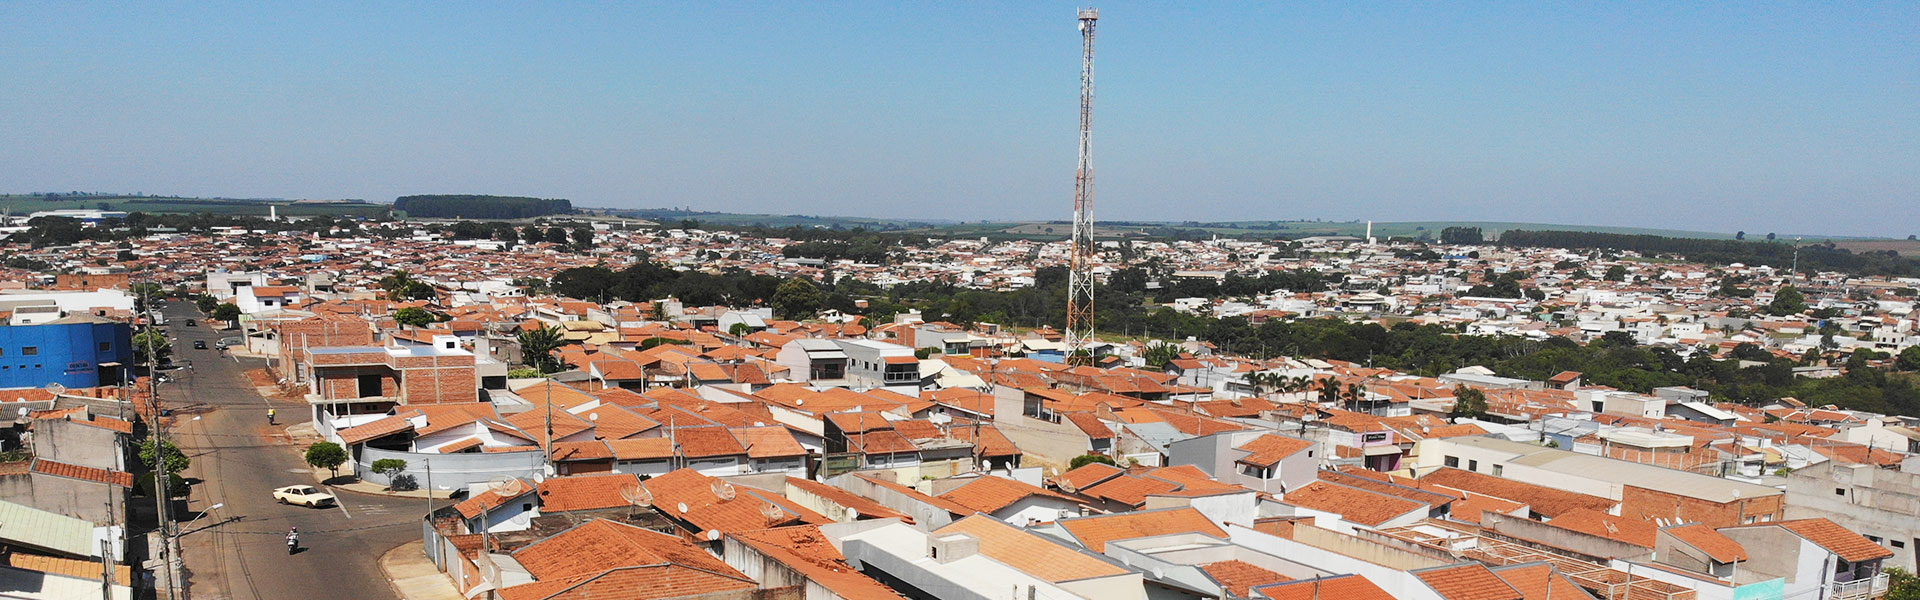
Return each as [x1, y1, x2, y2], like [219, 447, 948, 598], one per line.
[1888, 568, 1920, 600]
[1766, 285, 1807, 316]
[304, 442, 348, 479]
[140, 439, 190, 475]
[132, 329, 171, 365]
[1898, 346, 1920, 372]
[1449, 386, 1488, 420]
[193, 294, 218, 313]
[381, 270, 436, 300]
[1735, 231, 1745, 240]
[1766, 232, 1777, 241]
[550, 266, 616, 300]
[772, 277, 823, 320]
[394, 307, 435, 329]
[370, 458, 409, 489]
[1142, 342, 1182, 369]
[570, 227, 593, 249]
[1070, 454, 1117, 470]
[516, 324, 568, 374]
[1604, 265, 1628, 282]
[210, 303, 241, 323]
[728, 322, 751, 338]
[1440, 227, 1483, 245]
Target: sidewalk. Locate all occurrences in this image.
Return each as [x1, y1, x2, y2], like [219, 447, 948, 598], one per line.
[381, 541, 463, 600]
[286, 423, 458, 499]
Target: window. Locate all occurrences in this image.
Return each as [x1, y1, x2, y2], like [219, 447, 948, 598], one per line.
[99, 342, 112, 352]
[1894, 540, 1906, 549]
[1445, 456, 1460, 468]
[20, 347, 36, 356]
[1492, 464, 1504, 477]
[1838, 488, 1848, 496]
[1468, 460, 1479, 472]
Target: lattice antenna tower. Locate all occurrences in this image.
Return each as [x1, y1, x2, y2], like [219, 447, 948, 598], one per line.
[1065, 7, 1100, 365]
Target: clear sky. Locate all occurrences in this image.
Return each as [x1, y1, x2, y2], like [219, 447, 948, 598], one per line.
[3, 2, 1915, 236]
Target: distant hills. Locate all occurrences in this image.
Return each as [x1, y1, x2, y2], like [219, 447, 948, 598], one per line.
[0, 193, 388, 218]
[394, 195, 572, 219]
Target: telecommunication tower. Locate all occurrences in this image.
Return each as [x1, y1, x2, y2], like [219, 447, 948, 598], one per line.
[1065, 7, 1099, 365]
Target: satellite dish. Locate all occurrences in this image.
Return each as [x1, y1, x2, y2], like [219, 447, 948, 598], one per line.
[711, 481, 737, 501]
[619, 482, 653, 508]
[706, 530, 721, 541]
[590, 413, 600, 421]
[489, 476, 520, 497]
[677, 502, 690, 513]
[845, 507, 858, 520]
[43, 383, 66, 396]
[512, 512, 532, 525]
[1059, 480, 1079, 494]
[760, 503, 786, 525]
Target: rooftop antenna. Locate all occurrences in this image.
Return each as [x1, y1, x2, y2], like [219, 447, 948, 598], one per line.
[1064, 7, 1100, 367]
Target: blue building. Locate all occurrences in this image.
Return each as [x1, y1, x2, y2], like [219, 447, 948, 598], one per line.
[0, 316, 132, 389]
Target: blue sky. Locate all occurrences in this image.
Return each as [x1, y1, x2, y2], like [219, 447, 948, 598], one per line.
[2, 2, 1915, 236]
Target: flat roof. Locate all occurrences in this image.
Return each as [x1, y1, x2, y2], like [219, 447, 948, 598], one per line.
[1443, 436, 1779, 503]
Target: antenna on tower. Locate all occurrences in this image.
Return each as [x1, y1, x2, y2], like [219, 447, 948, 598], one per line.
[1065, 7, 1100, 366]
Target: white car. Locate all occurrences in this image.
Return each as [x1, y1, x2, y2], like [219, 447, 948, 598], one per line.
[273, 485, 336, 507]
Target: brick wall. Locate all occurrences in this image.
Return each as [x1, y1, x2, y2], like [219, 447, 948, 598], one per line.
[316, 366, 399, 401]
[400, 366, 476, 404]
[1621, 485, 1785, 528]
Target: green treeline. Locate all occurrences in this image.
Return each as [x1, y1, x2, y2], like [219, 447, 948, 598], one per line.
[1500, 230, 1920, 276]
[394, 195, 573, 219]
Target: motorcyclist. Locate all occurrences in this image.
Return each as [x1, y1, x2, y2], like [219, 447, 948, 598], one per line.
[267, 408, 276, 425]
[287, 527, 299, 553]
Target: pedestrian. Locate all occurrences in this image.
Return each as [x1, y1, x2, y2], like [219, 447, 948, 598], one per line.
[267, 408, 276, 425]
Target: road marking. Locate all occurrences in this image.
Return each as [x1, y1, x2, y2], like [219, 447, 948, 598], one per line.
[325, 487, 353, 519]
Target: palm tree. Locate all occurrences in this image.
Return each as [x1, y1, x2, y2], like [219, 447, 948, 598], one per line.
[1143, 343, 1182, 370]
[516, 324, 568, 374]
[1317, 377, 1341, 406]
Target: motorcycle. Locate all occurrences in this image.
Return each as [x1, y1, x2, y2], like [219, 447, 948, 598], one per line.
[287, 529, 299, 554]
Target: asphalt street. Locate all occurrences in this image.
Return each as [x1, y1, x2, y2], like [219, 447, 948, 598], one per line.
[162, 303, 423, 600]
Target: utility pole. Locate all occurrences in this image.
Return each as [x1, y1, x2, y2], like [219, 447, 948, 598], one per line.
[1064, 7, 1100, 366]
[141, 284, 175, 600]
[100, 538, 113, 599]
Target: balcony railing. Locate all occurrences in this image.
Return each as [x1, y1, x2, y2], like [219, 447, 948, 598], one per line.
[1830, 573, 1888, 600]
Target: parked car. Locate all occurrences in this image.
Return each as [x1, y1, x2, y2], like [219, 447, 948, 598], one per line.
[184, 319, 196, 327]
[193, 340, 207, 350]
[272, 485, 336, 507]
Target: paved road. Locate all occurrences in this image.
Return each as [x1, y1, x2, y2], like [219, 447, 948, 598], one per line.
[162, 303, 422, 600]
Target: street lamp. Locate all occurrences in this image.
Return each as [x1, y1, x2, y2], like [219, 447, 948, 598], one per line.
[179, 503, 225, 535]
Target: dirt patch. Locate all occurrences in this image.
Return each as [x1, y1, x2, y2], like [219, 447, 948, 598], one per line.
[243, 369, 277, 387]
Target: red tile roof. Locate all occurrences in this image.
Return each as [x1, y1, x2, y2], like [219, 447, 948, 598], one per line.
[1413, 563, 1524, 600]
[1257, 574, 1397, 600]
[1056, 507, 1228, 553]
[1417, 468, 1616, 518]
[938, 475, 1078, 515]
[1200, 560, 1292, 598]
[31, 459, 133, 487]
[1281, 481, 1426, 527]
[934, 515, 1129, 582]
[1235, 434, 1313, 467]
[1663, 524, 1749, 563]
[537, 473, 642, 513]
[1778, 518, 1894, 562]
[728, 526, 906, 600]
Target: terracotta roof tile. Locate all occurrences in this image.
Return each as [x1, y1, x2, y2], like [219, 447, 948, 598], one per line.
[783, 477, 912, 522]
[1200, 560, 1291, 598]
[1056, 462, 1126, 492]
[728, 526, 906, 600]
[938, 475, 1078, 515]
[1280, 481, 1426, 527]
[1235, 434, 1313, 467]
[1413, 563, 1524, 600]
[513, 518, 738, 579]
[1542, 509, 1657, 548]
[1418, 468, 1616, 518]
[730, 426, 806, 458]
[31, 459, 133, 487]
[1663, 524, 1749, 563]
[1778, 518, 1894, 562]
[934, 515, 1128, 582]
[606, 438, 675, 460]
[453, 478, 534, 519]
[537, 473, 644, 513]
[1057, 507, 1228, 553]
[1256, 574, 1396, 600]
